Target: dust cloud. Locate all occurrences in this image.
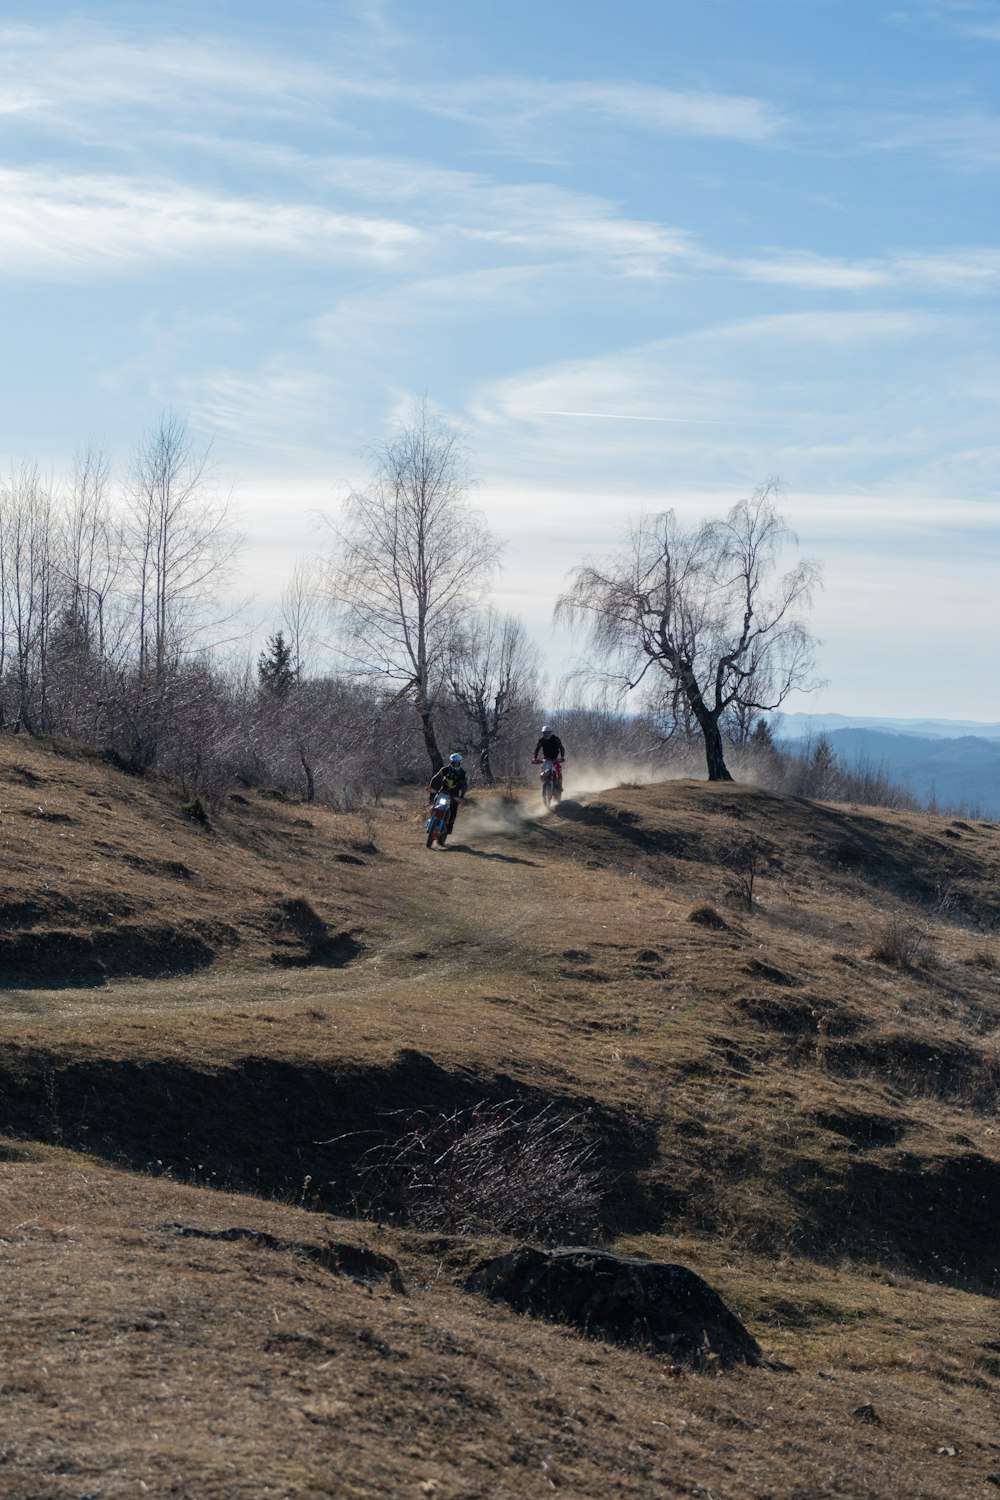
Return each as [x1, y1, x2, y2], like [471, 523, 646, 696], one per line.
[458, 761, 671, 840]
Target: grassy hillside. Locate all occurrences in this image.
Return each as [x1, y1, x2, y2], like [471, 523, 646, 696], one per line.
[1, 735, 998, 1497]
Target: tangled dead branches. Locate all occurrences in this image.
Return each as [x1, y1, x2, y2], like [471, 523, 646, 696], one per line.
[356, 1098, 603, 1241]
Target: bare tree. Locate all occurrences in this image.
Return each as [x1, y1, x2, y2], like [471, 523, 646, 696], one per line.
[49, 445, 126, 741]
[280, 558, 323, 681]
[445, 608, 540, 783]
[0, 465, 58, 732]
[331, 403, 500, 772]
[558, 485, 820, 782]
[121, 413, 240, 767]
[64, 445, 121, 658]
[714, 830, 775, 910]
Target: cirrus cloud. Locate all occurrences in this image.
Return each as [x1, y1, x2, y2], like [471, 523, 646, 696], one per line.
[0, 167, 421, 278]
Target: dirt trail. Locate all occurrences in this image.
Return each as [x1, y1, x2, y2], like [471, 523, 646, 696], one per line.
[388, 787, 625, 967]
[0, 780, 642, 1035]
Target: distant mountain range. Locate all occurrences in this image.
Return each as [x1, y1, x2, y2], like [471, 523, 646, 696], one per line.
[776, 713, 1000, 742]
[773, 714, 1000, 818]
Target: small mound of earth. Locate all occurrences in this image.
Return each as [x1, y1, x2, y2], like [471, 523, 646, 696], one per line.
[743, 958, 801, 987]
[268, 897, 363, 969]
[687, 904, 729, 930]
[0, 923, 225, 987]
[162, 1224, 404, 1290]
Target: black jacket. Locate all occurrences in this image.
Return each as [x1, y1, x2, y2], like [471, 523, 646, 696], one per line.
[534, 734, 565, 761]
[429, 763, 468, 799]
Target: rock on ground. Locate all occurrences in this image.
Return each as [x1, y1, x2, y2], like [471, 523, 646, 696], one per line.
[466, 1245, 762, 1366]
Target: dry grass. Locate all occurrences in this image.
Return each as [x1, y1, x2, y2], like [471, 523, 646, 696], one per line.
[354, 1098, 601, 1239]
[860, 909, 930, 967]
[0, 1148, 997, 1500]
[0, 736, 392, 986]
[0, 739, 999, 1495]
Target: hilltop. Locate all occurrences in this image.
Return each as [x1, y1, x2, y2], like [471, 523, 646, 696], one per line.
[1, 735, 999, 1498]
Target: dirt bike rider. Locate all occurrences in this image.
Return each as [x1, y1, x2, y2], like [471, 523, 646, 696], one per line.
[533, 725, 565, 784]
[428, 753, 467, 845]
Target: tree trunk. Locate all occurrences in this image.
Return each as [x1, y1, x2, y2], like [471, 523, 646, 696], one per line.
[418, 704, 443, 773]
[678, 663, 734, 782]
[701, 714, 733, 782]
[299, 744, 315, 802]
[477, 707, 494, 784]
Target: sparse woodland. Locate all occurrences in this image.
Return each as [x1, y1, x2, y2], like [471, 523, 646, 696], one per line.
[0, 410, 971, 818]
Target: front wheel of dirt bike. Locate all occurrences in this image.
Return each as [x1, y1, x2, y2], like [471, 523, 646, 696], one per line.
[553, 783, 562, 804]
[426, 824, 436, 848]
[542, 780, 554, 809]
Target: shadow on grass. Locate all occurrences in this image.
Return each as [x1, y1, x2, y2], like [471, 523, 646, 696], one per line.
[449, 847, 540, 866]
[0, 926, 219, 989]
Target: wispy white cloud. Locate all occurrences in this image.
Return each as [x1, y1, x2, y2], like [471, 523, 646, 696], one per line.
[449, 182, 695, 276]
[314, 263, 553, 354]
[0, 150, 703, 284]
[310, 155, 484, 202]
[889, 1, 1000, 40]
[390, 76, 786, 144]
[0, 24, 321, 127]
[121, 131, 1000, 294]
[731, 252, 889, 290]
[195, 148, 700, 289]
[531, 410, 782, 427]
[685, 309, 945, 345]
[10, 19, 1000, 299]
[178, 146, 698, 275]
[340, 0, 407, 48]
[904, 0, 1000, 38]
[873, 110, 1000, 167]
[0, 88, 42, 116]
[460, 306, 983, 499]
[305, 151, 1000, 291]
[891, 248, 1000, 286]
[0, 167, 420, 277]
[176, 363, 348, 459]
[719, 246, 1000, 292]
[0, 22, 787, 149]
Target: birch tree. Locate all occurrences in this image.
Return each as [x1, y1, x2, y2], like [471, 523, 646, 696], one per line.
[332, 403, 500, 772]
[0, 465, 58, 732]
[122, 413, 240, 766]
[558, 485, 820, 782]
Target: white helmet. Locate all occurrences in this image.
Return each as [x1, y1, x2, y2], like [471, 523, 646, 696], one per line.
[541, 724, 552, 734]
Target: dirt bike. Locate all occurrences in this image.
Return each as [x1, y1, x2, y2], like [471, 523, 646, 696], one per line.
[532, 757, 564, 808]
[426, 791, 455, 848]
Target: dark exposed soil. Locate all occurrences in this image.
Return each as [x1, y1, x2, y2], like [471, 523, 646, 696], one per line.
[0, 1044, 658, 1234]
[0, 1040, 996, 1287]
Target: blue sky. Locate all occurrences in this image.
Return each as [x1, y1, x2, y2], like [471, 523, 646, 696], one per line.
[2, 0, 999, 716]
